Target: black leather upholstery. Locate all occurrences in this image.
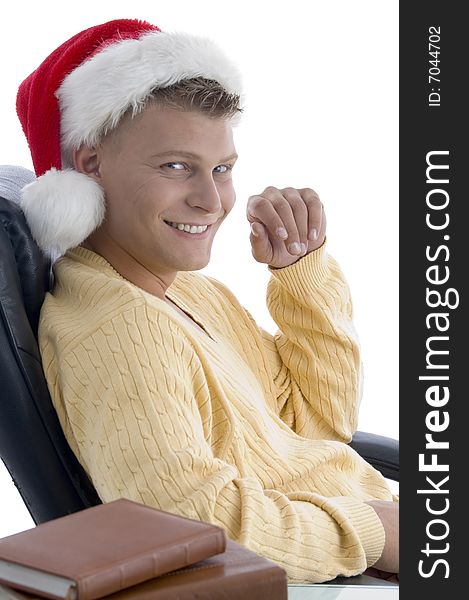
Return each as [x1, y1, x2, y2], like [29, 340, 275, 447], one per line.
[349, 431, 399, 482]
[0, 196, 101, 524]
[0, 195, 398, 527]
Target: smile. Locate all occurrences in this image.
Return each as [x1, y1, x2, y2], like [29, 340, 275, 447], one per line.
[165, 221, 208, 234]
[163, 220, 212, 239]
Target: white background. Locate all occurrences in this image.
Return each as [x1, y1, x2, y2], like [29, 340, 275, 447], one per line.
[0, 0, 398, 537]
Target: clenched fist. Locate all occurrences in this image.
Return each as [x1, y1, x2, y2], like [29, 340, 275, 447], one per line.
[246, 186, 326, 269]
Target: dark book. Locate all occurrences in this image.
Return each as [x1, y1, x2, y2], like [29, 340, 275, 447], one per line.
[0, 499, 226, 600]
[0, 540, 288, 600]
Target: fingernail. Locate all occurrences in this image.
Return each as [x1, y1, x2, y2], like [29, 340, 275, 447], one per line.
[251, 223, 259, 237]
[300, 243, 307, 254]
[277, 227, 288, 239]
[308, 228, 318, 241]
[288, 242, 301, 254]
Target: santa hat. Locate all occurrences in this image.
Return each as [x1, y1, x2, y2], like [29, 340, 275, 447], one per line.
[16, 18, 243, 258]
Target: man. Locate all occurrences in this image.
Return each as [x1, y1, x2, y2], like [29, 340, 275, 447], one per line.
[17, 18, 398, 583]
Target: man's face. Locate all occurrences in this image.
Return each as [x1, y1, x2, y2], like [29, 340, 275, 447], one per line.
[95, 103, 238, 276]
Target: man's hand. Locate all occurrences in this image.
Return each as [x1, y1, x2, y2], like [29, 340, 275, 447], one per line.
[246, 186, 326, 269]
[365, 500, 399, 575]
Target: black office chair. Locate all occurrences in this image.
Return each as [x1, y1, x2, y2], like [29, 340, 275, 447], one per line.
[0, 195, 398, 526]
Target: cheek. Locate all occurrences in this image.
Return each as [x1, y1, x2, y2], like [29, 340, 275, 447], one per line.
[100, 167, 131, 208]
[99, 173, 143, 232]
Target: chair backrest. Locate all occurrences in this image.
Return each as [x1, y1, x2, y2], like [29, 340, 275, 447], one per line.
[0, 196, 101, 525]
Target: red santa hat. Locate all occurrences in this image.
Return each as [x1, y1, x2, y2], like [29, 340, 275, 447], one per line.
[16, 18, 243, 258]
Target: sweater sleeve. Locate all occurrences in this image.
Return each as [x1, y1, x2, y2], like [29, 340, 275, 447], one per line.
[261, 242, 364, 442]
[207, 242, 363, 443]
[44, 303, 384, 583]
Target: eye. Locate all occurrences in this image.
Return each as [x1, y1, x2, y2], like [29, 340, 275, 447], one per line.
[213, 164, 233, 174]
[163, 162, 187, 170]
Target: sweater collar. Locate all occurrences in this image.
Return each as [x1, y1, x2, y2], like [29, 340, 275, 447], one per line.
[62, 245, 215, 342]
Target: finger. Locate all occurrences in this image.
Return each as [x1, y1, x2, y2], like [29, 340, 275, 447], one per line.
[298, 188, 323, 241]
[249, 221, 273, 263]
[281, 187, 309, 254]
[246, 191, 284, 234]
[248, 187, 304, 256]
[247, 190, 295, 249]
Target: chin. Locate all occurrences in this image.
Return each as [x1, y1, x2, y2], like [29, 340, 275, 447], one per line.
[177, 254, 211, 272]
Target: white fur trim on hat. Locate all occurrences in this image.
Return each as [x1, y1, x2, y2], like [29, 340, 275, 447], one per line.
[20, 169, 105, 259]
[57, 30, 244, 151]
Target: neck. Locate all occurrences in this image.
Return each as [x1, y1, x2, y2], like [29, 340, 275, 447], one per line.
[80, 234, 176, 302]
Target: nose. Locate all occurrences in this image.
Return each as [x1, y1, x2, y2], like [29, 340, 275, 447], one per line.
[187, 171, 223, 216]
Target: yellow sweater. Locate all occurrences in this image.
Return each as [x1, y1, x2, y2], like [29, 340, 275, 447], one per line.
[38, 243, 393, 583]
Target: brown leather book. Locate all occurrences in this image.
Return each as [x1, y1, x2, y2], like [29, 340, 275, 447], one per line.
[0, 499, 227, 600]
[0, 540, 288, 600]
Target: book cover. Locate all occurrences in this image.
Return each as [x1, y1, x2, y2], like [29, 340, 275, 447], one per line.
[0, 499, 226, 600]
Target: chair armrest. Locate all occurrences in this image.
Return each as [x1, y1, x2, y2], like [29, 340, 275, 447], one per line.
[349, 431, 399, 482]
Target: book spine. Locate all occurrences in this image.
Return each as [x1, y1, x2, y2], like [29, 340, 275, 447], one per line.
[78, 531, 226, 599]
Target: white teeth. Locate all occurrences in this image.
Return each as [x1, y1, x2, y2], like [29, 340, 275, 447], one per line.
[166, 221, 208, 234]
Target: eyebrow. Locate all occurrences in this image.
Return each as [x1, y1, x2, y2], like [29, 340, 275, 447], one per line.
[151, 150, 238, 163]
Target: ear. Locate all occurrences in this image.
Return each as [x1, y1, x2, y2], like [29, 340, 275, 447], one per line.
[73, 145, 102, 183]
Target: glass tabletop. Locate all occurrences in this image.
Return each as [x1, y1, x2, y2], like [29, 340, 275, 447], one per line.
[288, 584, 398, 599]
[287, 575, 399, 599]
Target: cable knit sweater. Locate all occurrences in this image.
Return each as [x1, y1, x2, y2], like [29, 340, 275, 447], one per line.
[38, 243, 394, 583]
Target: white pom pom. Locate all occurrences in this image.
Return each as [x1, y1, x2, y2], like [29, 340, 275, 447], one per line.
[20, 168, 105, 258]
